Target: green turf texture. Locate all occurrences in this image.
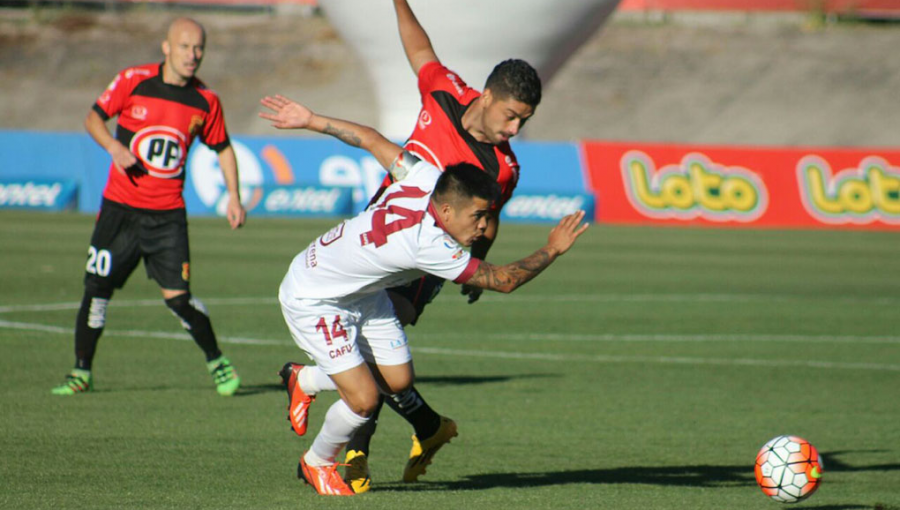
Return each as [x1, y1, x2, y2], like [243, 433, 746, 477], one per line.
[1, 210, 898, 509]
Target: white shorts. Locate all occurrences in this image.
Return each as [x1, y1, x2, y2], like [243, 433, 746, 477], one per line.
[279, 286, 411, 375]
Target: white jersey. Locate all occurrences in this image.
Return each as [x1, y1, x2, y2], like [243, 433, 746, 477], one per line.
[281, 159, 480, 301]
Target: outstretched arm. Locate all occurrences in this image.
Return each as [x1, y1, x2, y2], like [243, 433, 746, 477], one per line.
[259, 95, 402, 171]
[463, 211, 589, 293]
[393, 0, 439, 75]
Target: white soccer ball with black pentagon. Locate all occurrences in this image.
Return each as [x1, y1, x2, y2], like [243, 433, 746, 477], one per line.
[754, 435, 823, 503]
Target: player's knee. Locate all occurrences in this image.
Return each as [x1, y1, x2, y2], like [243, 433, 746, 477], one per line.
[81, 284, 113, 330]
[381, 373, 413, 395]
[164, 293, 208, 329]
[343, 389, 381, 417]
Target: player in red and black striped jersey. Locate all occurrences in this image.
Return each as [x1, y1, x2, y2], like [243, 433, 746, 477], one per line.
[51, 18, 246, 398]
[341, 0, 543, 492]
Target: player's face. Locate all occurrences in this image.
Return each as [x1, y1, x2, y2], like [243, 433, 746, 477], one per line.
[481, 91, 535, 145]
[442, 197, 491, 247]
[162, 21, 205, 84]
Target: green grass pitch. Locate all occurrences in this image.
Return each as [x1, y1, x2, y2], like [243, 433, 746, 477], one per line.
[1, 210, 898, 509]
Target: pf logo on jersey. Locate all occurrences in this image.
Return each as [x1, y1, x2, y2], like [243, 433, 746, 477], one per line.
[130, 126, 188, 178]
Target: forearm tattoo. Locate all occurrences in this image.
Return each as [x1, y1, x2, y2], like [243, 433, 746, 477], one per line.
[468, 247, 555, 293]
[323, 122, 362, 147]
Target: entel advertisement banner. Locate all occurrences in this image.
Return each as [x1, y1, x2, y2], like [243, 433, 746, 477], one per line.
[0, 179, 78, 211]
[583, 141, 900, 230]
[0, 131, 591, 222]
[186, 137, 591, 221]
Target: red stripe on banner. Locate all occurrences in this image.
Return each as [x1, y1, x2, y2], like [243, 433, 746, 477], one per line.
[618, 0, 900, 14]
[582, 141, 900, 230]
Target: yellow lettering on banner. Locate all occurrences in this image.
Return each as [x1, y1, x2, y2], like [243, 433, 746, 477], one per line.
[661, 174, 693, 209]
[803, 164, 844, 214]
[839, 180, 872, 214]
[690, 162, 725, 212]
[722, 178, 757, 212]
[871, 167, 900, 215]
[798, 156, 900, 223]
[621, 151, 766, 222]
[627, 159, 666, 209]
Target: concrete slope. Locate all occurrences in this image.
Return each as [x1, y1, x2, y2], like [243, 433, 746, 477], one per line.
[1, 9, 898, 147]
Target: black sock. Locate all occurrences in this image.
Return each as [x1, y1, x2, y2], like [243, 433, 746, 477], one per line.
[385, 385, 442, 440]
[346, 395, 385, 455]
[165, 294, 221, 361]
[74, 287, 113, 370]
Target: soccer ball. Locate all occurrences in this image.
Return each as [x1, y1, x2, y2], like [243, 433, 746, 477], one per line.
[754, 435, 823, 503]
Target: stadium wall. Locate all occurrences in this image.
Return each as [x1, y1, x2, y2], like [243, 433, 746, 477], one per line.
[2, 130, 898, 229]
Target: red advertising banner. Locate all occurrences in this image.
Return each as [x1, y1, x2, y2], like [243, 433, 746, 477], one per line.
[582, 141, 900, 230]
[618, 0, 900, 16]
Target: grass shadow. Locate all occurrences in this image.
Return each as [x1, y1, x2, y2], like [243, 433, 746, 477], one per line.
[375, 451, 900, 498]
[376, 464, 755, 492]
[415, 373, 558, 386]
[233, 382, 284, 396]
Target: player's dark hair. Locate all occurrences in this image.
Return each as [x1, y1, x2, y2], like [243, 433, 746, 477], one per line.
[433, 163, 500, 208]
[484, 59, 542, 107]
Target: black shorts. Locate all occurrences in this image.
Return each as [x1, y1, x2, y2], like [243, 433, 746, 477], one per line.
[387, 274, 445, 326]
[83, 198, 190, 291]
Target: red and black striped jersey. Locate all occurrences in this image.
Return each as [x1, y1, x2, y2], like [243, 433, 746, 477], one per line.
[372, 61, 520, 210]
[92, 63, 230, 210]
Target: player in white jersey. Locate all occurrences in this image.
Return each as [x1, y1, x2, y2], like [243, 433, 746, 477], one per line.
[281, 156, 480, 304]
[259, 95, 588, 496]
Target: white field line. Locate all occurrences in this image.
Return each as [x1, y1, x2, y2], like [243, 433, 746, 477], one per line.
[0, 319, 286, 346]
[1, 292, 898, 314]
[414, 332, 900, 345]
[0, 297, 280, 314]
[2, 319, 900, 373]
[2, 316, 897, 346]
[411, 346, 900, 373]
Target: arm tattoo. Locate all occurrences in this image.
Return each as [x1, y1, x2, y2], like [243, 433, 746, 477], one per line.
[323, 122, 362, 147]
[467, 247, 555, 293]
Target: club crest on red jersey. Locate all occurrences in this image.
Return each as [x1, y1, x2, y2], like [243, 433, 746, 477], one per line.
[188, 115, 204, 137]
[131, 105, 148, 121]
[130, 126, 188, 178]
[418, 110, 432, 130]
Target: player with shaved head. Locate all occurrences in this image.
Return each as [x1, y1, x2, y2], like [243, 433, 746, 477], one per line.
[51, 18, 246, 397]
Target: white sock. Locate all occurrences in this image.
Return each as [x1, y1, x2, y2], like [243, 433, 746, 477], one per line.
[307, 399, 369, 466]
[299, 365, 337, 396]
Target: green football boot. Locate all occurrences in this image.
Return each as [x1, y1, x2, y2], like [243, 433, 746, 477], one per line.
[51, 369, 93, 395]
[207, 356, 240, 396]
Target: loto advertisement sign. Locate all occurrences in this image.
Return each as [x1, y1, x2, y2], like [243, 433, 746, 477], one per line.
[583, 141, 900, 229]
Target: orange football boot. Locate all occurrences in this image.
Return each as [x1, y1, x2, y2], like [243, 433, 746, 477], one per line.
[279, 362, 315, 436]
[298, 454, 355, 496]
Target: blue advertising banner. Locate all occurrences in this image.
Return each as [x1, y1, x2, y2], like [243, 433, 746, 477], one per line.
[501, 193, 595, 223]
[0, 130, 110, 211]
[252, 186, 354, 217]
[0, 131, 590, 221]
[0, 179, 78, 211]
[505, 140, 592, 222]
[183, 136, 385, 216]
